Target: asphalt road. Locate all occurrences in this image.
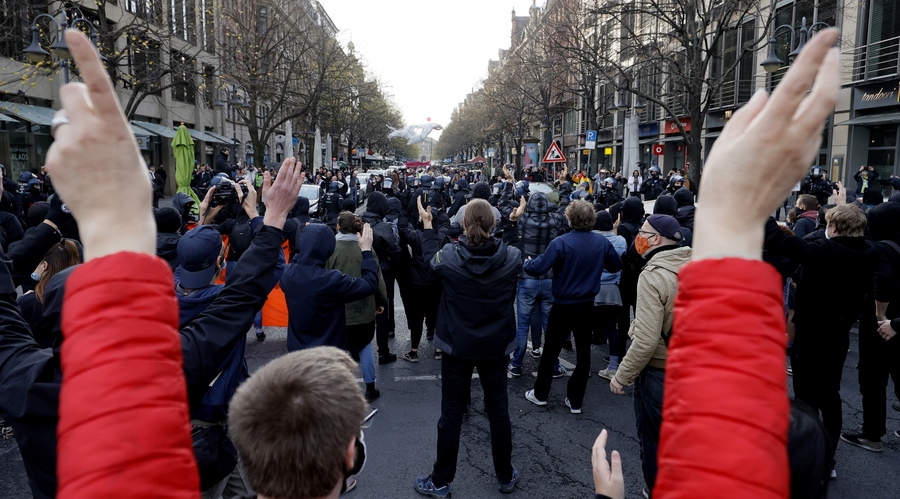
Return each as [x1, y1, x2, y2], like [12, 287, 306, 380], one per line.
[1, 194, 898, 498]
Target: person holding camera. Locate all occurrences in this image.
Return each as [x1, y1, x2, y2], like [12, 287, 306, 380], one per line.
[853, 165, 880, 199]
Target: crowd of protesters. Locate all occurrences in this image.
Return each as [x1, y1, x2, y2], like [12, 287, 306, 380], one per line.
[1, 27, 897, 499]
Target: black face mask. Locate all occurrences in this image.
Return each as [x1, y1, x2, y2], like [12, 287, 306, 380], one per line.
[340, 432, 367, 494]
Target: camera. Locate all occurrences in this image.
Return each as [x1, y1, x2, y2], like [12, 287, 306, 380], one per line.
[211, 178, 249, 207]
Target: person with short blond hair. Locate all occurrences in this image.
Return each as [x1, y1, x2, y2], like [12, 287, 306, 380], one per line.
[229, 347, 367, 499]
[824, 204, 867, 238]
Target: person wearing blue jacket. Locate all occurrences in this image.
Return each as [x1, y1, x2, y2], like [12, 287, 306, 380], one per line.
[593, 211, 628, 380]
[282, 222, 379, 351]
[523, 200, 623, 414]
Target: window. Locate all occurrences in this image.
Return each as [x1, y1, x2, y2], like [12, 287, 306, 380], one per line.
[202, 65, 215, 108]
[170, 0, 196, 43]
[125, 0, 162, 24]
[0, 0, 47, 60]
[710, 20, 756, 109]
[200, 0, 215, 53]
[128, 37, 161, 92]
[552, 115, 563, 137]
[259, 6, 268, 35]
[772, 1, 837, 86]
[171, 51, 196, 104]
[859, 0, 900, 79]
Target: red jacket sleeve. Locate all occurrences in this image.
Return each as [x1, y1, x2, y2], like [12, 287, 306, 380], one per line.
[57, 252, 199, 498]
[655, 259, 789, 499]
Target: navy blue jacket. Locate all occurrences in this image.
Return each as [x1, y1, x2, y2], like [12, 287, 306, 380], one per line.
[282, 223, 379, 351]
[523, 230, 623, 304]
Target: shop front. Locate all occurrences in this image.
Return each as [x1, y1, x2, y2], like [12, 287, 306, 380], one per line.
[837, 80, 900, 196]
[660, 118, 691, 173]
[0, 103, 56, 178]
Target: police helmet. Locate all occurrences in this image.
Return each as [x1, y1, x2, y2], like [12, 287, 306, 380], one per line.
[810, 167, 824, 180]
[432, 176, 445, 190]
[420, 174, 434, 187]
[328, 181, 340, 193]
[649, 165, 661, 176]
[454, 178, 468, 192]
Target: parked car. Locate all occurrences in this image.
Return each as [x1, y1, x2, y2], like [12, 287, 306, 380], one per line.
[298, 183, 321, 215]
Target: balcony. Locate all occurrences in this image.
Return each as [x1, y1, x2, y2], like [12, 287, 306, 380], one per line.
[850, 35, 900, 84]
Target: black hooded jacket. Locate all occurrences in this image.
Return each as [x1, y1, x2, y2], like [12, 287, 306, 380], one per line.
[281, 223, 378, 351]
[362, 192, 402, 272]
[674, 189, 696, 230]
[618, 197, 646, 247]
[284, 196, 312, 258]
[516, 192, 564, 279]
[419, 230, 521, 359]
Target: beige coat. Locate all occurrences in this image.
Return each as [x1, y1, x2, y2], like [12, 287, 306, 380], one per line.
[615, 245, 692, 386]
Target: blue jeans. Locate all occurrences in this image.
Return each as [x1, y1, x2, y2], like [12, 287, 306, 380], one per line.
[350, 189, 358, 205]
[510, 278, 553, 368]
[357, 344, 376, 383]
[633, 367, 665, 495]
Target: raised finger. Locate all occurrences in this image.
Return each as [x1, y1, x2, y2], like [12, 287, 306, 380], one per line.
[762, 29, 839, 124]
[58, 83, 94, 123]
[793, 47, 842, 133]
[610, 450, 622, 478]
[65, 30, 121, 119]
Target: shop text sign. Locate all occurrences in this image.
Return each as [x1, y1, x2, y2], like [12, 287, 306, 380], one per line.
[854, 81, 900, 110]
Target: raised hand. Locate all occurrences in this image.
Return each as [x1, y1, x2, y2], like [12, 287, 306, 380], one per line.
[358, 223, 373, 251]
[262, 157, 305, 229]
[693, 29, 841, 260]
[44, 30, 154, 261]
[592, 430, 624, 499]
[417, 196, 433, 226]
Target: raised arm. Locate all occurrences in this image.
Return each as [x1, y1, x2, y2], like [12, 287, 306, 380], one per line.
[656, 28, 840, 499]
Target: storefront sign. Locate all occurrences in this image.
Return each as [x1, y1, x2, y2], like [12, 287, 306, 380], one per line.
[638, 123, 660, 137]
[652, 144, 665, 155]
[135, 135, 150, 150]
[664, 118, 691, 134]
[10, 145, 28, 172]
[853, 81, 900, 110]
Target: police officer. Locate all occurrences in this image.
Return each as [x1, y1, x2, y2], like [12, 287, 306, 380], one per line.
[640, 166, 667, 201]
[800, 166, 833, 207]
[322, 181, 343, 227]
[448, 178, 470, 218]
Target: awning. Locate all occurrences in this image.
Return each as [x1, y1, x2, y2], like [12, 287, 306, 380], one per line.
[0, 113, 17, 123]
[701, 131, 722, 139]
[130, 123, 152, 136]
[204, 130, 234, 144]
[834, 112, 900, 126]
[0, 103, 57, 126]
[638, 137, 659, 144]
[658, 135, 685, 143]
[132, 121, 177, 138]
[188, 129, 229, 144]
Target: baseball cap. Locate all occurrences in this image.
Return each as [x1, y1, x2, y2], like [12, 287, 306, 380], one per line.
[176, 225, 223, 289]
[647, 214, 683, 242]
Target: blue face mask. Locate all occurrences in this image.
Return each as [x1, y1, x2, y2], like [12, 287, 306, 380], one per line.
[31, 272, 41, 281]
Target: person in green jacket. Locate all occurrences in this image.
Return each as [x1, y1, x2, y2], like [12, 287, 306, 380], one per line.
[327, 211, 389, 402]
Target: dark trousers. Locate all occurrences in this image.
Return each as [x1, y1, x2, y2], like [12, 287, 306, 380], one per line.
[375, 268, 395, 356]
[530, 301, 543, 349]
[533, 301, 593, 408]
[634, 367, 665, 494]
[402, 283, 441, 350]
[791, 329, 849, 466]
[858, 320, 900, 439]
[598, 305, 624, 356]
[431, 354, 513, 487]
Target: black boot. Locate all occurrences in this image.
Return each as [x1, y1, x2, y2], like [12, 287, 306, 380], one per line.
[365, 382, 380, 402]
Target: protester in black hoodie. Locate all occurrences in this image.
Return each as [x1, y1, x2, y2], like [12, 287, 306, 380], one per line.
[283, 196, 312, 259]
[362, 192, 403, 363]
[412, 197, 522, 496]
[840, 201, 900, 452]
[673, 188, 695, 230]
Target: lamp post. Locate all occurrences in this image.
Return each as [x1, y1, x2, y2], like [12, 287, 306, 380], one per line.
[214, 84, 251, 165]
[23, 9, 102, 87]
[610, 89, 644, 176]
[760, 17, 832, 74]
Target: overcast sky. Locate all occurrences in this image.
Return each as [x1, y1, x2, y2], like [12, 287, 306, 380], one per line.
[321, 0, 539, 140]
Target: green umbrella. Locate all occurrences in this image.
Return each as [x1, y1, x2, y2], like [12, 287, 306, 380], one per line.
[172, 124, 200, 213]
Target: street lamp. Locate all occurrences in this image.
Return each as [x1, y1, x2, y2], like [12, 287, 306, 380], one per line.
[761, 16, 832, 73]
[23, 9, 102, 84]
[214, 84, 252, 165]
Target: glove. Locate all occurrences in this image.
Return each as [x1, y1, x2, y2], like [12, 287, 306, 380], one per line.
[46, 194, 74, 227]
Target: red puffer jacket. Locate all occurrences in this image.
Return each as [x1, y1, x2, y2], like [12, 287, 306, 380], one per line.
[57, 252, 198, 498]
[656, 258, 789, 499]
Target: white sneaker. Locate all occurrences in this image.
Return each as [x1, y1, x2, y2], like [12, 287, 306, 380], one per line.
[597, 368, 617, 380]
[530, 348, 542, 358]
[565, 398, 582, 414]
[525, 389, 547, 406]
[829, 469, 837, 480]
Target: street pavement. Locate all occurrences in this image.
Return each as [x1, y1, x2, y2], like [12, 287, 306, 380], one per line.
[1, 193, 898, 498]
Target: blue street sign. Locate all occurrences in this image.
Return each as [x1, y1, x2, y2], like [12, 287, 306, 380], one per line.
[585, 130, 597, 142]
